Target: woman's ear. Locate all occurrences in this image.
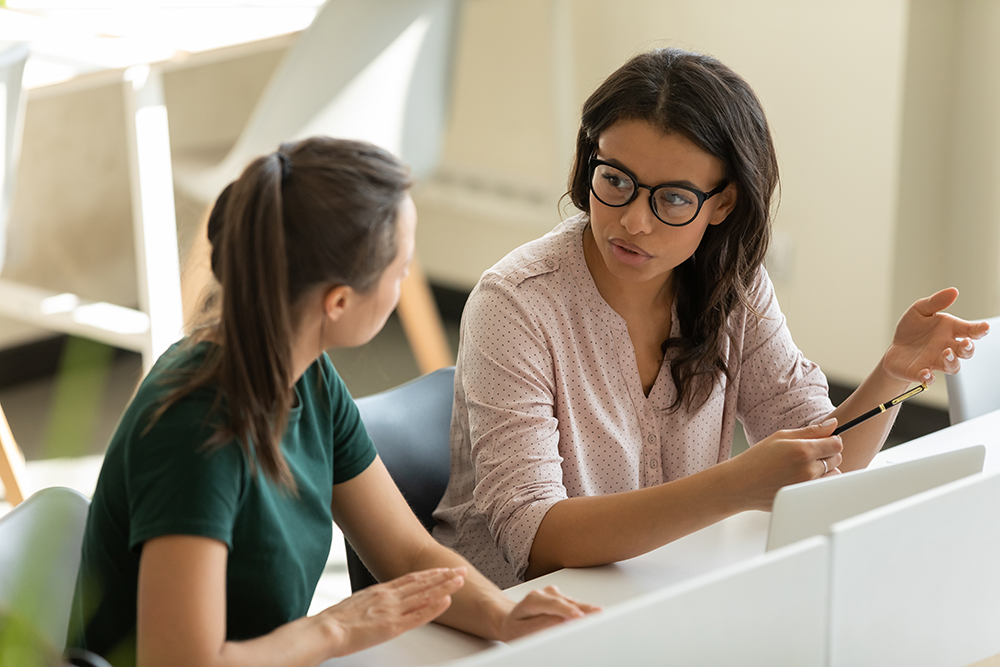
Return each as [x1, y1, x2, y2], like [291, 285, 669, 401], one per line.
[708, 183, 738, 226]
[323, 285, 354, 323]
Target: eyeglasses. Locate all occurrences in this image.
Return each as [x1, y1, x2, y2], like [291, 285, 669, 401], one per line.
[588, 158, 728, 227]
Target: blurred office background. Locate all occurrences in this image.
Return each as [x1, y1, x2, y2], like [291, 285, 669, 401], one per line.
[0, 0, 995, 578]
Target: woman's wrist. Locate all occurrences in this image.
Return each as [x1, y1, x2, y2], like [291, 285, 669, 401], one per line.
[312, 609, 348, 660]
[476, 586, 517, 641]
[875, 353, 917, 393]
[706, 456, 755, 515]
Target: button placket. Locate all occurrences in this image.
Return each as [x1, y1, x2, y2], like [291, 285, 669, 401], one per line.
[641, 427, 662, 484]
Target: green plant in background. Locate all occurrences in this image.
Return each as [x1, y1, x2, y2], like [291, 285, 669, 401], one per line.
[43, 337, 115, 459]
[0, 611, 60, 667]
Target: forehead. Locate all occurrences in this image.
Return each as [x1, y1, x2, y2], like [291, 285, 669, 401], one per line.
[596, 119, 724, 188]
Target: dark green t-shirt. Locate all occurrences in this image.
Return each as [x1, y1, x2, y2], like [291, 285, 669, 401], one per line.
[67, 341, 377, 666]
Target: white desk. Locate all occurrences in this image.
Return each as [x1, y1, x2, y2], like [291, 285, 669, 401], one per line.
[327, 409, 1000, 666]
[326, 510, 772, 666]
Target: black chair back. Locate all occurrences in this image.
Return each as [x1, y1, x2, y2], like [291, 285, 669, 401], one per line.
[345, 367, 455, 591]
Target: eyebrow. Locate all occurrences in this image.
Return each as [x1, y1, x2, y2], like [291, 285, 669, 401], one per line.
[595, 155, 707, 191]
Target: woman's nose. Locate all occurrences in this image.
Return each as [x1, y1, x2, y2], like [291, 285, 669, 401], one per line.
[619, 191, 658, 236]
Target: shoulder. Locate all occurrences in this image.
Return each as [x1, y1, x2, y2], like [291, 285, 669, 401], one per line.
[481, 213, 587, 290]
[128, 341, 219, 427]
[744, 266, 782, 323]
[305, 353, 348, 400]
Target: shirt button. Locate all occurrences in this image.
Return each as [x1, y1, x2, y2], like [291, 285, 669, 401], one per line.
[647, 434, 656, 444]
[650, 459, 658, 468]
[545, 259, 555, 268]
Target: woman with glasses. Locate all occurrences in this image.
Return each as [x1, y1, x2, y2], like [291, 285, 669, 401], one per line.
[432, 48, 989, 589]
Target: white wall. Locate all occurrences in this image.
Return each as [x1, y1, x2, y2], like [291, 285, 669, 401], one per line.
[7, 0, 1000, 410]
[417, 0, 1000, 408]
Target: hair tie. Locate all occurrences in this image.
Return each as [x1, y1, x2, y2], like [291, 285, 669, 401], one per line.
[276, 152, 292, 181]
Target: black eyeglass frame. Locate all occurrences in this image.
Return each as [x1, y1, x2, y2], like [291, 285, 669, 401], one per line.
[588, 157, 729, 227]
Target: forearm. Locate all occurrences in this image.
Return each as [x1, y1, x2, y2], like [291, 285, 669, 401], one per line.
[828, 357, 910, 471]
[202, 616, 338, 667]
[403, 539, 512, 640]
[525, 462, 744, 579]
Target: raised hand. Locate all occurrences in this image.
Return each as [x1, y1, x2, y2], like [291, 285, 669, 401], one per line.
[319, 567, 466, 658]
[497, 585, 601, 641]
[883, 288, 990, 385]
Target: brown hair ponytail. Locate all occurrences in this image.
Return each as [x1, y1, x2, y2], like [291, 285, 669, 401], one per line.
[213, 151, 295, 486]
[157, 138, 412, 489]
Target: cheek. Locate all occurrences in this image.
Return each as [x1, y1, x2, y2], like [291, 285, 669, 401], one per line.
[374, 279, 402, 322]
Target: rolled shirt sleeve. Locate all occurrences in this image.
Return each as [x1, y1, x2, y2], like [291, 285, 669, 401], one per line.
[461, 274, 569, 580]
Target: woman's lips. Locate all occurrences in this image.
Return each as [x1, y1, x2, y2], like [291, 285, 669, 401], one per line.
[609, 238, 652, 266]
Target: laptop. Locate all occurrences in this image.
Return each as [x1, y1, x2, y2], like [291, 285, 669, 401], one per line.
[765, 444, 986, 551]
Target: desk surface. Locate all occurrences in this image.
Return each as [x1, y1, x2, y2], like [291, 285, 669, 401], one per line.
[328, 511, 771, 666]
[327, 409, 1000, 666]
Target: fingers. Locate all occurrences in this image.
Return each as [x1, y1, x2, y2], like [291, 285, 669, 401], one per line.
[322, 568, 466, 657]
[390, 568, 466, 616]
[796, 417, 837, 437]
[959, 319, 991, 340]
[816, 450, 843, 478]
[953, 338, 975, 361]
[515, 586, 600, 620]
[500, 586, 601, 641]
[913, 287, 959, 317]
[942, 346, 961, 374]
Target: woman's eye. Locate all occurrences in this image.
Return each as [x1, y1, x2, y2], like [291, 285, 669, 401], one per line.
[659, 190, 695, 208]
[601, 173, 632, 190]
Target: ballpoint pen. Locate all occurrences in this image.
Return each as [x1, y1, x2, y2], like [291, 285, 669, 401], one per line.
[832, 383, 929, 436]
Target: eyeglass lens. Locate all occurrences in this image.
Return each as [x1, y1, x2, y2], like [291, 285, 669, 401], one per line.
[591, 162, 702, 225]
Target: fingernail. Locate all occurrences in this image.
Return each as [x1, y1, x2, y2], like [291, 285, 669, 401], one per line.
[945, 349, 955, 361]
[821, 418, 836, 428]
[964, 339, 974, 351]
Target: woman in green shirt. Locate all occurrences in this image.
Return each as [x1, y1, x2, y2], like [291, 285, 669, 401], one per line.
[69, 137, 596, 667]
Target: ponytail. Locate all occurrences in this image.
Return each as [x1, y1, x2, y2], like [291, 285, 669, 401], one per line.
[153, 138, 411, 490]
[213, 152, 295, 487]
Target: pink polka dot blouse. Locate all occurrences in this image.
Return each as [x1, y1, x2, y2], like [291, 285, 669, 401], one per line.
[432, 214, 834, 588]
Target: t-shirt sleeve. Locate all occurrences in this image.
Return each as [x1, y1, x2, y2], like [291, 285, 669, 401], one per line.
[321, 354, 378, 484]
[737, 268, 835, 444]
[125, 393, 247, 552]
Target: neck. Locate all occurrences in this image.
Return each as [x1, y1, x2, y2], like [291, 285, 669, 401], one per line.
[288, 310, 325, 388]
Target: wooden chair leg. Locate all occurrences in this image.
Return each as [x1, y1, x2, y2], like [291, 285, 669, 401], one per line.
[0, 403, 27, 506]
[397, 257, 453, 374]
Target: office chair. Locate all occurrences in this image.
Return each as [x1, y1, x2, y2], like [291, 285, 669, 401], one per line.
[946, 314, 1000, 424]
[0, 486, 90, 651]
[173, 0, 458, 374]
[345, 366, 455, 591]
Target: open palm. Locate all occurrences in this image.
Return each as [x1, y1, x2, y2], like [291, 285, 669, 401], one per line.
[883, 288, 990, 384]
